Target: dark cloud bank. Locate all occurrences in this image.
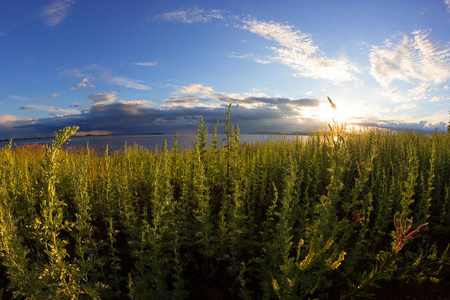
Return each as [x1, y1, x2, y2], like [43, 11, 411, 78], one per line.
[1, 96, 324, 139]
[1, 95, 447, 140]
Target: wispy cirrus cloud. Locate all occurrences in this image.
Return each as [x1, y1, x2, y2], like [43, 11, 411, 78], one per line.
[110, 76, 151, 90]
[19, 105, 80, 115]
[240, 18, 360, 83]
[133, 62, 157, 66]
[60, 65, 151, 91]
[407, 82, 430, 101]
[393, 103, 419, 112]
[59, 65, 99, 77]
[156, 9, 358, 83]
[370, 30, 450, 103]
[445, 0, 450, 13]
[228, 53, 271, 65]
[41, 0, 75, 26]
[431, 96, 450, 102]
[10, 95, 28, 101]
[155, 7, 224, 23]
[370, 30, 450, 87]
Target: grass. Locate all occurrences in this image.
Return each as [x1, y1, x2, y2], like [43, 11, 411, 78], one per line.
[0, 109, 449, 299]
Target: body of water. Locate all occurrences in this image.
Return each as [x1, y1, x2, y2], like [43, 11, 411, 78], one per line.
[0, 133, 309, 153]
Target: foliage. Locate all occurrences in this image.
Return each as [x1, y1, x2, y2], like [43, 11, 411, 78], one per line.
[1, 113, 450, 299]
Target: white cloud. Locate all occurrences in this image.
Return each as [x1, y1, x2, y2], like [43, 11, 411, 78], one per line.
[133, 62, 158, 66]
[164, 84, 321, 112]
[431, 96, 450, 102]
[59, 65, 99, 77]
[9, 95, 28, 101]
[156, 7, 224, 23]
[110, 76, 151, 90]
[380, 88, 407, 103]
[88, 92, 117, 106]
[393, 103, 418, 112]
[241, 18, 360, 83]
[445, 0, 450, 13]
[70, 77, 94, 90]
[51, 93, 61, 98]
[229, 53, 271, 65]
[118, 100, 153, 106]
[419, 8, 429, 15]
[42, 0, 75, 26]
[370, 30, 450, 87]
[19, 105, 80, 115]
[421, 110, 450, 124]
[366, 119, 447, 133]
[176, 84, 215, 95]
[114, 100, 154, 114]
[0, 115, 31, 126]
[228, 53, 252, 59]
[244, 91, 270, 98]
[407, 82, 430, 100]
[254, 59, 271, 64]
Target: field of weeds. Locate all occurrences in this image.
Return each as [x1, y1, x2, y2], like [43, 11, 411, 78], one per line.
[1, 110, 449, 299]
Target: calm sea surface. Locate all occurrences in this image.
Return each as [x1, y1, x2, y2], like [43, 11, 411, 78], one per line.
[0, 133, 309, 153]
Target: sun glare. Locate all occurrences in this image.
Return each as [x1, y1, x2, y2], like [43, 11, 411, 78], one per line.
[316, 101, 362, 125]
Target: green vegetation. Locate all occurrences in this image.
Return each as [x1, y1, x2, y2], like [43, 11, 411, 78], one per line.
[1, 109, 449, 299]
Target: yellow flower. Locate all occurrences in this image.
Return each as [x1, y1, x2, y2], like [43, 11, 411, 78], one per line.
[331, 251, 346, 270]
[272, 278, 280, 292]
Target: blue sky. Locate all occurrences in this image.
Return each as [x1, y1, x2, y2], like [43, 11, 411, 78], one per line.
[1, 0, 449, 139]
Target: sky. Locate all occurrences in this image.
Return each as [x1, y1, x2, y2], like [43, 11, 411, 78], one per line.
[0, 0, 449, 139]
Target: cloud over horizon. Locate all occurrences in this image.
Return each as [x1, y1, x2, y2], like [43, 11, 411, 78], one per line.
[0, 83, 325, 139]
[1, 82, 447, 140]
[88, 92, 117, 106]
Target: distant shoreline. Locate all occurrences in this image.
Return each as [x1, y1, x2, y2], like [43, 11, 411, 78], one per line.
[0, 132, 166, 143]
[0, 131, 312, 143]
[249, 131, 312, 135]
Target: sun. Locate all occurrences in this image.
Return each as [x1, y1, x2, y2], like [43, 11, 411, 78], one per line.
[298, 97, 366, 131]
[311, 101, 364, 130]
[316, 100, 363, 125]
